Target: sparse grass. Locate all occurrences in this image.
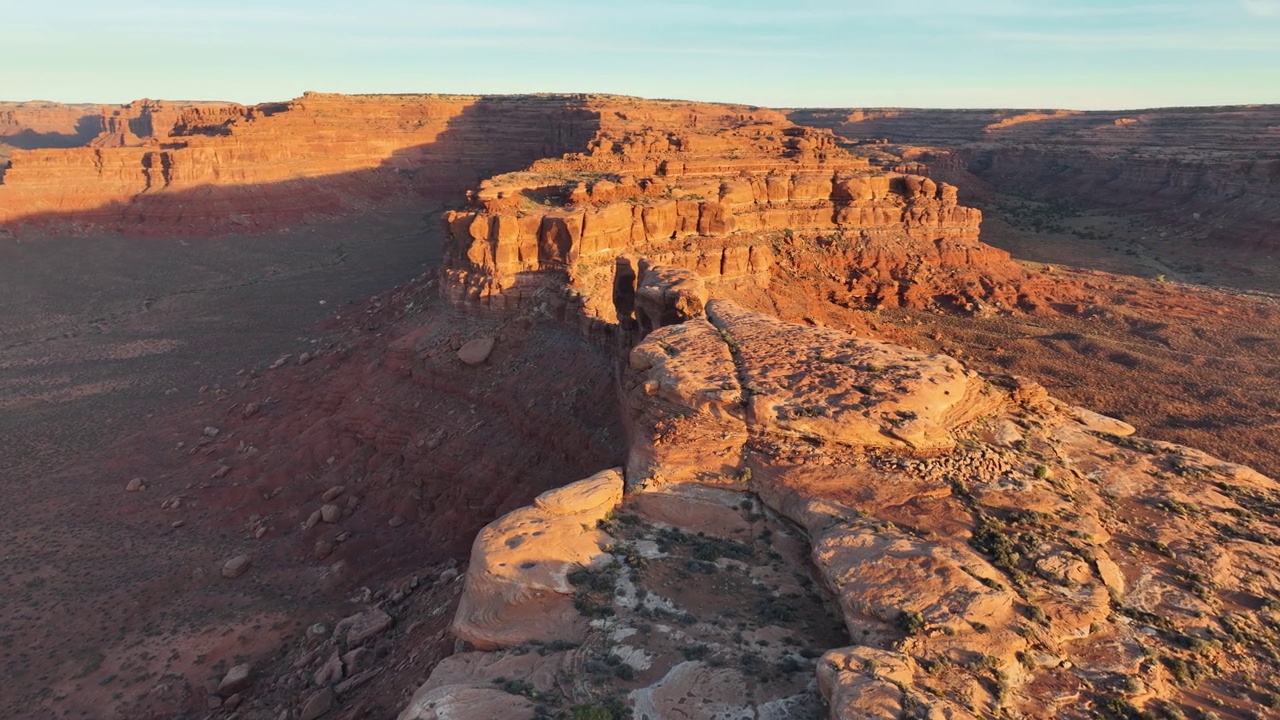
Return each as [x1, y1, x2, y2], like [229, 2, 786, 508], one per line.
[568, 562, 620, 618]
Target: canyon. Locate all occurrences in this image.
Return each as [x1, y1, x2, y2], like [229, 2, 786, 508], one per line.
[1, 94, 1278, 720]
[791, 106, 1280, 288]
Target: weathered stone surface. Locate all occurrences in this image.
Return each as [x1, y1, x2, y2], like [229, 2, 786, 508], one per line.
[216, 664, 252, 696]
[634, 264, 708, 335]
[220, 555, 251, 579]
[631, 662, 752, 720]
[451, 468, 624, 650]
[626, 298, 997, 459]
[457, 337, 496, 365]
[336, 607, 393, 646]
[397, 686, 534, 720]
[708, 301, 998, 451]
[625, 317, 747, 488]
[398, 649, 573, 720]
[531, 294, 1280, 718]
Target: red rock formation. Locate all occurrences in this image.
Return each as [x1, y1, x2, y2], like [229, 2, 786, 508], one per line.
[89, 99, 246, 148]
[0, 93, 601, 234]
[439, 97, 1002, 332]
[791, 105, 1280, 252]
[0, 101, 104, 180]
[0, 101, 104, 147]
[398, 290, 1280, 719]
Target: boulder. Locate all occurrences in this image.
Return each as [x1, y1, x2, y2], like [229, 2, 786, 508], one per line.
[221, 555, 251, 579]
[217, 664, 252, 696]
[457, 337, 496, 366]
[336, 607, 393, 646]
[452, 468, 625, 649]
[298, 688, 333, 720]
[634, 263, 708, 335]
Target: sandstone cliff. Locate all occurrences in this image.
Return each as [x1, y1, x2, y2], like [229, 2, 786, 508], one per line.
[0, 101, 104, 179]
[0, 93, 601, 233]
[438, 97, 1019, 335]
[791, 105, 1280, 252]
[0, 101, 104, 148]
[88, 98, 247, 148]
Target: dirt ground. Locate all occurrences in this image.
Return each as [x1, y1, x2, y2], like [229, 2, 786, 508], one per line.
[885, 200, 1280, 480]
[0, 207, 627, 718]
[0, 211, 441, 477]
[0, 210, 432, 715]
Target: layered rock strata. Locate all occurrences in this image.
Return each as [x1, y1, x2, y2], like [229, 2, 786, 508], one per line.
[791, 105, 1280, 252]
[0, 101, 105, 149]
[439, 98, 996, 331]
[0, 93, 600, 232]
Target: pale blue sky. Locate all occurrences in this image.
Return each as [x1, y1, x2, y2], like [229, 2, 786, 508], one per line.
[3, 0, 1278, 109]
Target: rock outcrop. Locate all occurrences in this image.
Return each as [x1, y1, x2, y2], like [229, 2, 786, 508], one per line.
[452, 468, 624, 650]
[403, 283, 1280, 719]
[438, 97, 1004, 331]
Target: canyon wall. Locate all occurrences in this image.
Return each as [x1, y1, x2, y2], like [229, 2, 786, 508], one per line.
[791, 105, 1280, 251]
[88, 99, 248, 148]
[0, 93, 601, 233]
[0, 101, 105, 181]
[0, 101, 105, 149]
[964, 144, 1280, 251]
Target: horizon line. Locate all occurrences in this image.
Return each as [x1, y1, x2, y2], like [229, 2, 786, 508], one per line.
[3, 92, 1279, 115]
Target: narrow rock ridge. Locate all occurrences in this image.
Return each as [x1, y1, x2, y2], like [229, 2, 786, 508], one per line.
[405, 287, 1280, 719]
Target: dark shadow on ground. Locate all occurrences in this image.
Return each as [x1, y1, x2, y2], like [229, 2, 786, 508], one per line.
[1, 114, 105, 149]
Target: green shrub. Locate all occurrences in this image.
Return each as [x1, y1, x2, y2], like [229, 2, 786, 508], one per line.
[895, 610, 925, 635]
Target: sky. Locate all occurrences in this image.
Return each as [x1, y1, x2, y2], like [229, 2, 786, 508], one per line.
[2, 0, 1278, 110]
